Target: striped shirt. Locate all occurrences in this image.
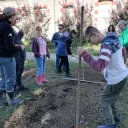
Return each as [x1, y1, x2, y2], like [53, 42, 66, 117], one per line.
[81, 45, 111, 72]
[81, 45, 128, 84]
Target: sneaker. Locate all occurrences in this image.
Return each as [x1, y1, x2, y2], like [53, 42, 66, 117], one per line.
[8, 99, 23, 106]
[97, 125, 117, 128]
[114, 115, 120, 122]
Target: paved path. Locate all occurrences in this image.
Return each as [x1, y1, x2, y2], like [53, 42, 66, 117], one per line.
[26, 52, 85, 63]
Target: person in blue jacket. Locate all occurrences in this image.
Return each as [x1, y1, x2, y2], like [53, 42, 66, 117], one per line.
[51, 24, 65, 71]
[56, 32, 71, 77]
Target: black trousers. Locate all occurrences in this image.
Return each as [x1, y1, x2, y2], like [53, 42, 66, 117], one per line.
[16, 62, 24, 87]
[58, 56, 69, 74]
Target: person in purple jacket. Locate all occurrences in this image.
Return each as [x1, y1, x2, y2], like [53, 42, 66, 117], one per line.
[32, 26, 50, 86]
[77, 26, 128, 128]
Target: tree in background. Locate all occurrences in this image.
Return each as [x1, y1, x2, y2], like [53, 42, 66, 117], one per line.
[0, 0, 49, 41]
[110, 1, 128, 25]
[58, 0, 93, 52]
[59, 0, 93, 35]
[15, 0, 51, 41]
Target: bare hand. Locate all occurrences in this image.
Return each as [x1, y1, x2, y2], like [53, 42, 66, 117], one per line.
[20, 45, 25, 50]
[77, 47, 85, 55]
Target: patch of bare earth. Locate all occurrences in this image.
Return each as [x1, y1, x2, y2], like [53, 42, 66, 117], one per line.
[4, 66, 106, 128]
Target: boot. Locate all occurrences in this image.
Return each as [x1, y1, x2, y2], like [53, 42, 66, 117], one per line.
[16, 85, 29, 91]
[41, 74, 48, 82]
[97, 125, 117, 128]
[0, 90, 4, 106]
[36, 76, 43, 86]
[6, 91, 23, 106]
[43, 74, 49, 82]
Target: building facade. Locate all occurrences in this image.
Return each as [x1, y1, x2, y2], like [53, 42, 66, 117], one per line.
[0, 0, 125, 38]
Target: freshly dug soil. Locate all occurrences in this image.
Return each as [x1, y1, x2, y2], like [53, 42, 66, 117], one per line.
[4, 66, 106, 128]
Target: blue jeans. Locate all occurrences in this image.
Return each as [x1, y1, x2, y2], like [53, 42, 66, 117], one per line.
[35, 55, 46, 76]
[0, 57, 16, 92]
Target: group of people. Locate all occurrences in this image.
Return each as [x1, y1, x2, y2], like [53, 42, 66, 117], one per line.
[0, 7, 51, 106]
[0, 7, 74, 106]
[0, 5, 128, 128]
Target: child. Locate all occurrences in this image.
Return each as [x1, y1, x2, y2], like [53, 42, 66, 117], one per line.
[32, 26, 50, 86]
[77, 26, 128, 128]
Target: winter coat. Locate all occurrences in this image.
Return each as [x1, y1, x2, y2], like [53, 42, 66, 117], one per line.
[0, 19, 21, 57]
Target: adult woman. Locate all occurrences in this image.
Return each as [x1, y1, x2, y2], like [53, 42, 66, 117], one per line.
[32, 26, 50, 86]
[106, 25, 118, 37]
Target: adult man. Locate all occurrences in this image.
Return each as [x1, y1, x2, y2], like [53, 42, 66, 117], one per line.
[118, 20, 128, 50]
[0, 7, 24, 106]
[51, 24, 65, 71]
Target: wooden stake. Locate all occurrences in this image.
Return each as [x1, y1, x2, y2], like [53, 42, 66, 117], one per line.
[63, 78, 105, 85]
[76, 6, 84, 128]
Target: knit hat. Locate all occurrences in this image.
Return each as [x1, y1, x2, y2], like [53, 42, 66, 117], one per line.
[3, 7, 16, 17]
[118, 20, 127, 26]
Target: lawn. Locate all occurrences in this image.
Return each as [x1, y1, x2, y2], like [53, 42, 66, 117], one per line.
[24, 41, 100, 56]
[0, 60, 77, 127]
[0, 60, 128, 128]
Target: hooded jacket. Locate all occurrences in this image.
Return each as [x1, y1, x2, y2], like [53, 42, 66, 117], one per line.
[0, 18, 21, 57]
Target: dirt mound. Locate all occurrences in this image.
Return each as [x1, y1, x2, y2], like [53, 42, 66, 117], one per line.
[4, 67, 105, 128]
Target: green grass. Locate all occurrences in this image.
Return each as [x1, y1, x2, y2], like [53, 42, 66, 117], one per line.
[0, 60, 128, 128]
[0, 60, 77, 127]
[84, 44, 100, 56]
